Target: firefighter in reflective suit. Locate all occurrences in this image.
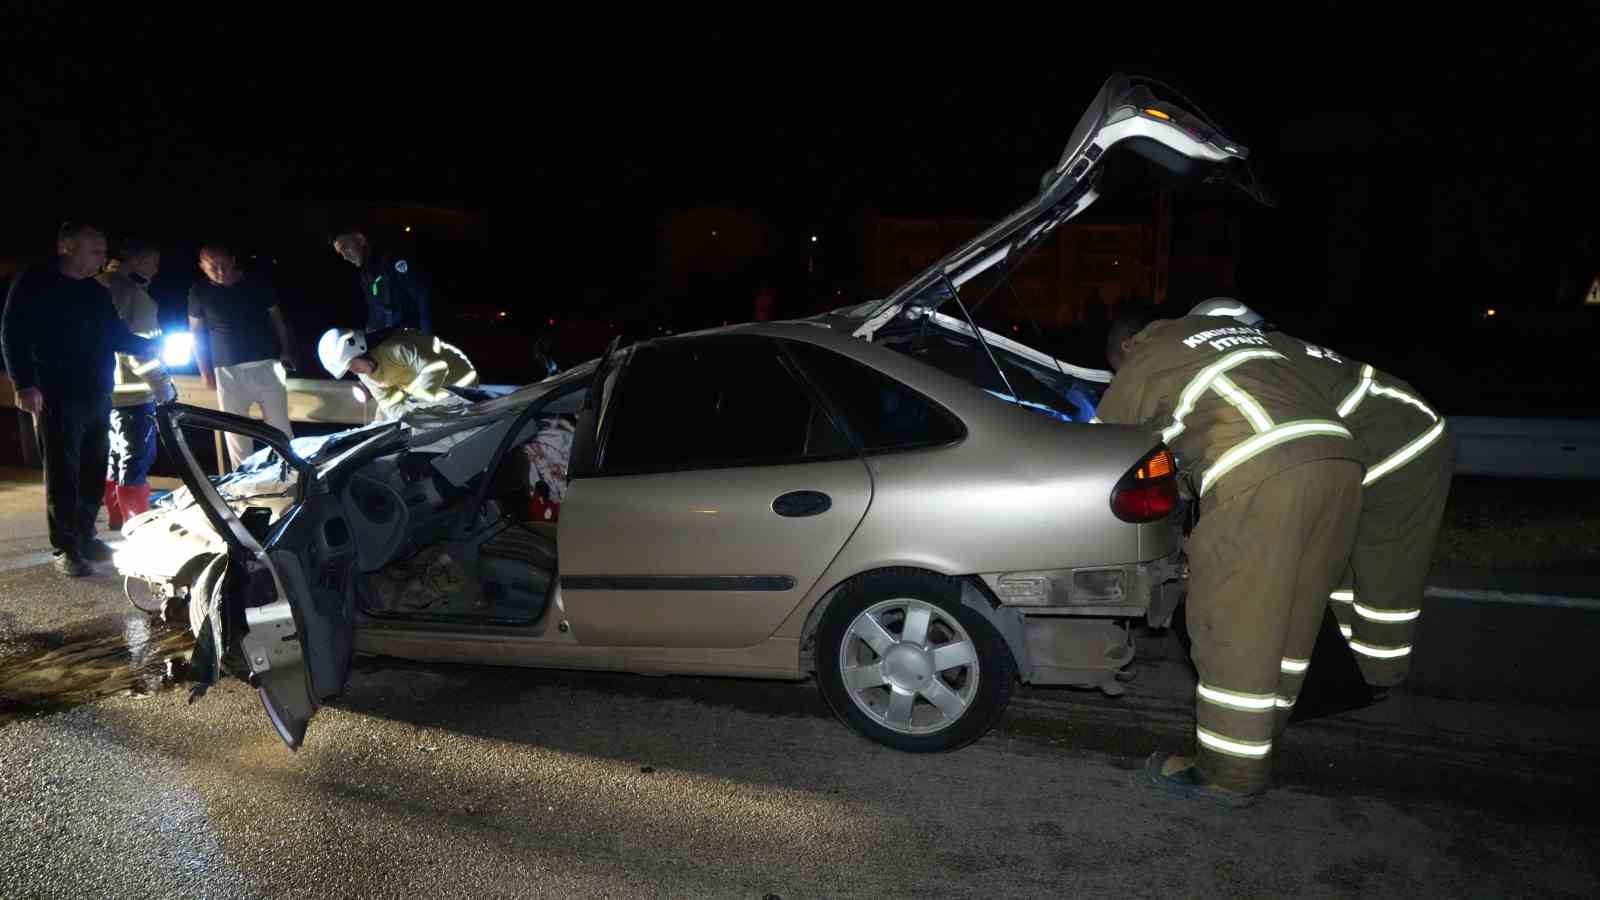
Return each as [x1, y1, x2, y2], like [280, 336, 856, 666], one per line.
[318, 327, 478, 422]
[1190, 299, 1453, 691]
[1094, 306, 1364, 807]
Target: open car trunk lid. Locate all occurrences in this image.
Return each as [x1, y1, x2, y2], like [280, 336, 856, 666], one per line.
[847, 73, 1256, 384]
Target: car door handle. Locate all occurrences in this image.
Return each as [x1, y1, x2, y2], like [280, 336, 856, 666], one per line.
[772, 490, 832, 518]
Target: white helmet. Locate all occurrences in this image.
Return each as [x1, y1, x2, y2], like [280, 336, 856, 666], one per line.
[1190, 296, 1265, 328]
[318, 328, 367, 379]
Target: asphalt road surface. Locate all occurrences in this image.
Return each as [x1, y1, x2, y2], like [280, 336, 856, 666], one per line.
[1, 478, 1598, 898]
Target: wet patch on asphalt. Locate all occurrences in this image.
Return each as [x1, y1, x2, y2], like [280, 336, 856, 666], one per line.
[0, 610, 140, 658]
[0, 615, 195, 726]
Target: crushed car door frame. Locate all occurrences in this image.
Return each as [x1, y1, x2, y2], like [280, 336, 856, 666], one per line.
[157, 402, 405, 749]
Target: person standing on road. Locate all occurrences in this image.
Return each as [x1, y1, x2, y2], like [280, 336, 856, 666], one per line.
[187, 244, 299, 468]
[330, 226, 435, 338]
[531, 332, 559, 379]
[1095, 305, 1364, 807]
[1, 223, 160, 577]
[316, 326, 477, 422]
[98, 239, 176, 530]
[1188, 298, 1454, 694]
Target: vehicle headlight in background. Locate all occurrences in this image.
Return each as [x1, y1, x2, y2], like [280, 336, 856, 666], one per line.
[162, 332, 194, 367]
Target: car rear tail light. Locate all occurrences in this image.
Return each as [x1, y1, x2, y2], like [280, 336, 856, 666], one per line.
[1137, 448, 1173, 480]
[1111, 446, 1179, 523]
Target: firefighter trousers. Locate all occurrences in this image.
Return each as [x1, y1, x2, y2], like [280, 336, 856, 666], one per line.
[1330, 432, 1455, 687]
[1184, 458, 1363, 794]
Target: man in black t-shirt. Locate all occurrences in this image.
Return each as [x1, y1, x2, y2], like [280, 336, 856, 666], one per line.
[187, 244, 299, 468]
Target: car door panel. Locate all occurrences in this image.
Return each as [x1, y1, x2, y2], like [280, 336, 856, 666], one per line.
[558, 458, 871, 647]
[156, 403, 389, 749]
[557, 336, 874, 649]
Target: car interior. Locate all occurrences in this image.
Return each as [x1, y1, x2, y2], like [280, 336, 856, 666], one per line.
[343, 387, 589, 629]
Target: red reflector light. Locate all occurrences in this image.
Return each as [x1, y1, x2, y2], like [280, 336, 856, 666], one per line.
[1112, 446, 1179, 522]
[1112, 482, 1179, 522]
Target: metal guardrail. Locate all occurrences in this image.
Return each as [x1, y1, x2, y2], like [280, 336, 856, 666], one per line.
[1449, 416, 1600, 480]
[1, 373, 381, 475]
[2, 376, 1596, 479]
[0, 373, 379, 424]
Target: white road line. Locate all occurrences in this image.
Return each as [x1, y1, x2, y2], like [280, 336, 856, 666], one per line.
[1423, 586, 1600, 612]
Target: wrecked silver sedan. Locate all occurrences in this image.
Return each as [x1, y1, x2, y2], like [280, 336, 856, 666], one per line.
[116, 73, 1256, 752]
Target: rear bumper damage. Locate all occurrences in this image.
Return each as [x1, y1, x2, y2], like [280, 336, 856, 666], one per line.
[986, 550, 1186, 695]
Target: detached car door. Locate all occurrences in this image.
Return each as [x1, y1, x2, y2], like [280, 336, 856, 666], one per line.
[558, 335, 873, 648]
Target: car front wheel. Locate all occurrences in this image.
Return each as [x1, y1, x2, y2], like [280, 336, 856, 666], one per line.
[816, 570, 1016, 753]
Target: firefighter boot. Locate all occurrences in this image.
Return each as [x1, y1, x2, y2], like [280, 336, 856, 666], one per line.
[1144, 752, 1258, 809]
[104, 481, 124, 531]
[117, 484, 152, 522]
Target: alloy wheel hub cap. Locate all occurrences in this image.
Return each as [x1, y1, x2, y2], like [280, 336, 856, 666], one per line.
[882, 642, 934, 692]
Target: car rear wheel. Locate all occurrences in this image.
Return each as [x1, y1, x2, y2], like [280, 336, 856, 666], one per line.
[816, 570, 1016, 753]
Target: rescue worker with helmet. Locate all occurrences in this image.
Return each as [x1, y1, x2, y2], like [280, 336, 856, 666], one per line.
[1188, 298, 1453, 694]
[317, 327, 477, 422]
[1094, 304, 1364, 807]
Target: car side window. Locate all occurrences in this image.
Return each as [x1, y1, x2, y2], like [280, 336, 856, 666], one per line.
[877, 327, 1094, 422]
[601, 337, 846, 472]
[783, 341, 965, 452]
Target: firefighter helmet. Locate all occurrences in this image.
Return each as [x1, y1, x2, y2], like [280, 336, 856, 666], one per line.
[317, 328, 367, 379]
[1190, 297, 1266, 328]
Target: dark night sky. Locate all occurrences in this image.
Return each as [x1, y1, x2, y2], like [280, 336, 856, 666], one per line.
[567, 14, 1598, 319]
[3, 9, 1597, 404]
[5, 12, 1593, 232]
[0, 11, 488, 247]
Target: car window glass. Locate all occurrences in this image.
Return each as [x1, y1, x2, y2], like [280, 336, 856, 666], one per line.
[784, 341, 964, 451]
[873, 321, 1101, 423]
[603, 338, 843, 471]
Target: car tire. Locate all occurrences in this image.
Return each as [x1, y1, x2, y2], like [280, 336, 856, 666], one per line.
[816, 569, 1016, 753]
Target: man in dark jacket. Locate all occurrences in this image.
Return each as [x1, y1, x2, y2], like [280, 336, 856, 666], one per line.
[330, 226, 435, 337]
[2, 222, 159, 576]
